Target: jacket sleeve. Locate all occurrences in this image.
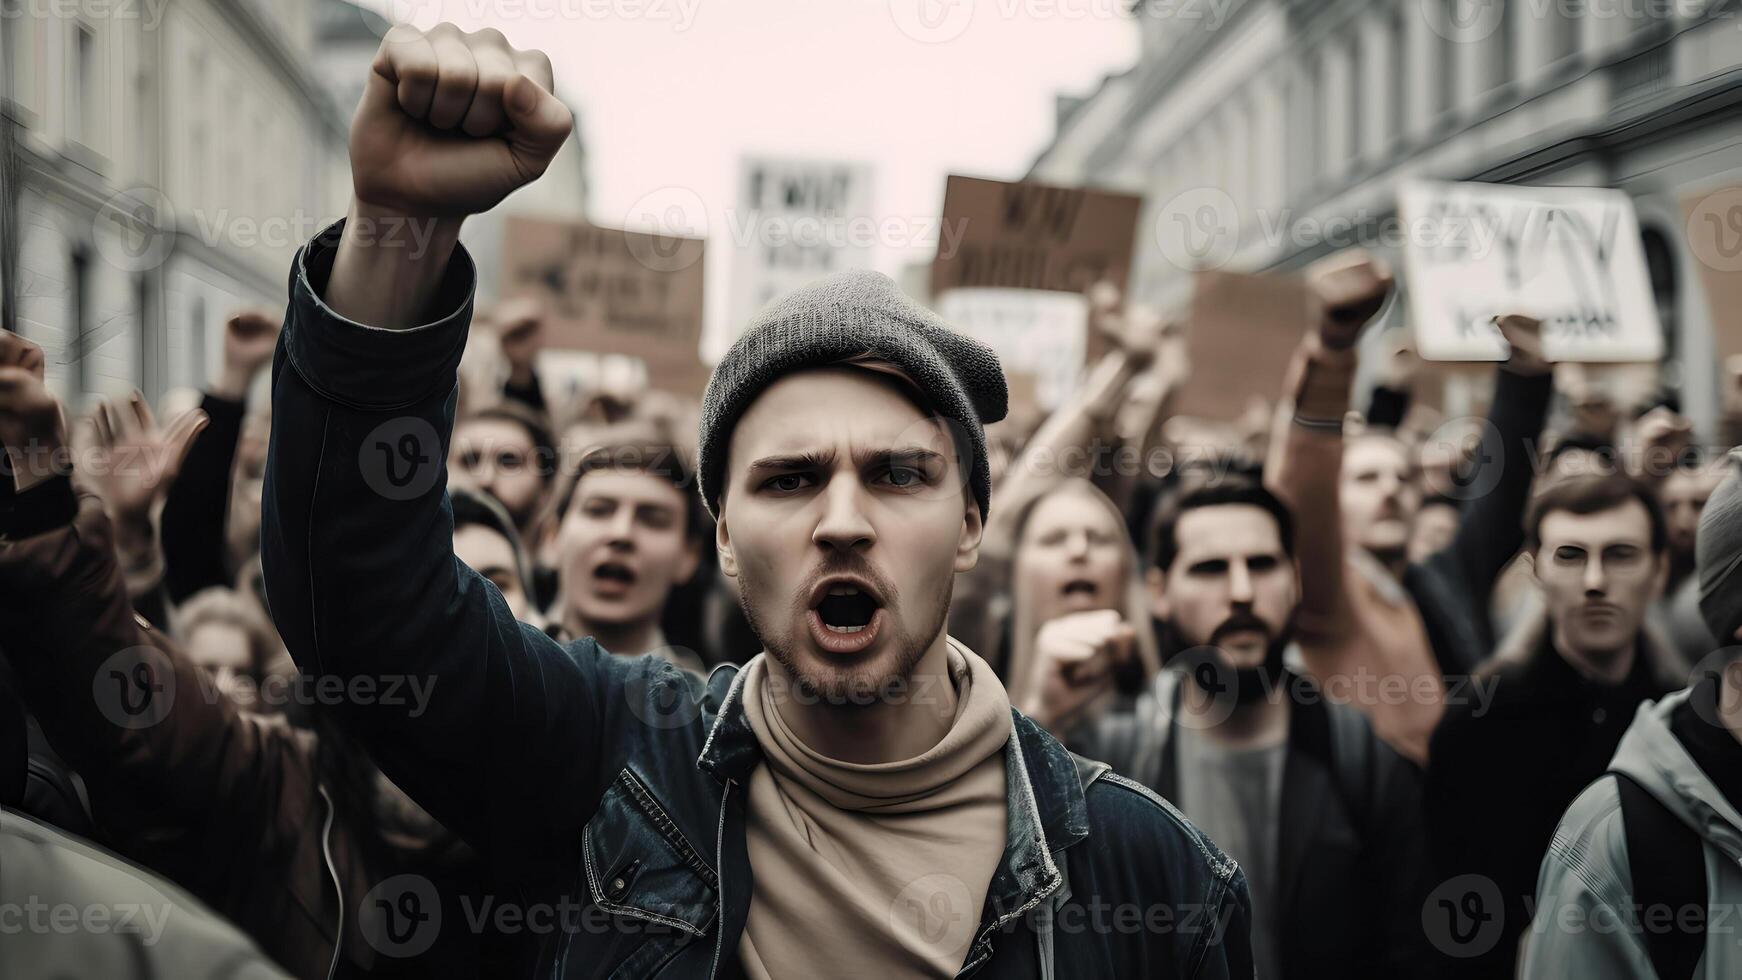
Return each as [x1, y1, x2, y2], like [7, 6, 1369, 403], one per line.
[0, 485, 285, 836]
[1264, 337, 1358, 640]
[260, 222, 621, 875]
[1520, 780, 1657, 979]
[160, 392, 246, 604]
[1435, 368, 1552, 604]
[1367, 746, 1442, 978]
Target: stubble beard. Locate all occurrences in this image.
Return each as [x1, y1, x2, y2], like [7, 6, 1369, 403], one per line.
[737, 576, 952, 709]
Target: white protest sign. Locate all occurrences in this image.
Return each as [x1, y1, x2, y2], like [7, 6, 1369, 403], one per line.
[934, 288, 1087, 411]
[1398, 180, 1663, 362]
[727, 156, 875, 330]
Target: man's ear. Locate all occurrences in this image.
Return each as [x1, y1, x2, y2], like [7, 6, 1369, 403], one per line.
[1521, 549, 1540, 588]
[716, 514, 738, 578]
[955, 499, 984, 574]
[1145, 566, 1169, 621]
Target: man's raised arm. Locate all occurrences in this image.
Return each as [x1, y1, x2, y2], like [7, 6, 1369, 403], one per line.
[261, 24, 615, 876]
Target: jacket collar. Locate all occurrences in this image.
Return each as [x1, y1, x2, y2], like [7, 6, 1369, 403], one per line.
[693, 658, 1091, 920]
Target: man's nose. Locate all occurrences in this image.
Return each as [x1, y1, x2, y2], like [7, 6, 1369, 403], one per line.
[608, 507, 637, 544]
[814, 478, 875, 552]
[1583, 556, 1609, 595]
[1228, 559, 1254, 604]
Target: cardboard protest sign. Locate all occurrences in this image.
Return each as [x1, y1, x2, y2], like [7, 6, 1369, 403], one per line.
[934, 288, 1088, 412]
[1173, 269, 1311, 421]
[728, 156, 875, 330]
[1398, 180, 1663, 362]
[931, 175, 1143, 297]
[502, 214, 710, 396]
[930, 176, 1143, 410]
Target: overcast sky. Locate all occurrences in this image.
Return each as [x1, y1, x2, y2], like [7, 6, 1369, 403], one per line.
[361, 0, 1138, 357]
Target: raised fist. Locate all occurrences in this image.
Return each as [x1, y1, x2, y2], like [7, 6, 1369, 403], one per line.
[349, 23, 573, 219]
[0, 332, 66, 492]
[1305, 249, 1393, 351]
[1016, 609, 1135, 736]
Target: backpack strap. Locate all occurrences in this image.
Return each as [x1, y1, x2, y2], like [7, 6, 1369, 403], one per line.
[1613, 771, 1707, 980]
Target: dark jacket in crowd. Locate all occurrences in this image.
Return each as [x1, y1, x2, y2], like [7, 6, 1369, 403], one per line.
[161, 391, 247, 604]
[260, 222, 1256, 979]
[1402, 368, 1554, 680]
[1071, 668, 1439, 980]
[0, 481, 495, 979]
[1425, 630, 1681, 979]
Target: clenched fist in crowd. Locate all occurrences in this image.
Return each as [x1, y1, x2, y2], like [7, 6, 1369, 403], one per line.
[1306, 249, 1394, 351]
[0, 332, 65, 493]
[329, 24, 572, 329]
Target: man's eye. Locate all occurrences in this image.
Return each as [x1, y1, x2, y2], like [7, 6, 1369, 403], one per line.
[1188, 560, 1228, 576]
[1554, 547, 1585, 563]
[459, 451, 482, 468]
[1247, 555, 1279, 572]
[764, 473, 813, 493]
[583, 500, 613, 518]
[880, 465, 925, 488]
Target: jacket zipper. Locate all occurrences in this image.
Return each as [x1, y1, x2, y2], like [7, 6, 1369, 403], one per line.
[319, 786, 343, 980]
[707, 779, 733, 979]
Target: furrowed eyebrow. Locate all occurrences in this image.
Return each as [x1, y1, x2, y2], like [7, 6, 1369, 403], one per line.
[746, 450, 836, 473]
[861, 447, 946, 469]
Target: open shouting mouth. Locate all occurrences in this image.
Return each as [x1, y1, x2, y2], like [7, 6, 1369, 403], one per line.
[806, 576, 886, 656]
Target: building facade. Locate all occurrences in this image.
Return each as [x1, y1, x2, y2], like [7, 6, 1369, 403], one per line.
[1, 0, 587, 410]
[1029, 0, 1742, 434]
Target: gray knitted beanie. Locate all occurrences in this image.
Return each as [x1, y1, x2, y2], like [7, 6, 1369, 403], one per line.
[1697, 449, 1742, 644]
[697, 269, 1008, 521]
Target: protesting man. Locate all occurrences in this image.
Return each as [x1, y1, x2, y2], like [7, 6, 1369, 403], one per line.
[1523, 451, 1742, 979]
[1427, 473, 1682, 977]
[540, 442, 707, 671]
[259, 22, 1253, 978]
[1267, 252, 1553, 764]
[1027, 472, 1435, 979]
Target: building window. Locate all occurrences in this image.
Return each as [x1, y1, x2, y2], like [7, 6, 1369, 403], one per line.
[1387, 7, 1405, 146]
[70, 22, 97, 147]
[70, 250, 89, 398]
[189, 296, 207, 388]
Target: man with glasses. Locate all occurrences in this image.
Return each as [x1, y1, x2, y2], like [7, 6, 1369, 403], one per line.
[1425, 473, 1682, 978]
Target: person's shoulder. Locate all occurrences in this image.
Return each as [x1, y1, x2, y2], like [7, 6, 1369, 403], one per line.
[1540, 774, 1630, 896]
[1082, 767, 1242, 885]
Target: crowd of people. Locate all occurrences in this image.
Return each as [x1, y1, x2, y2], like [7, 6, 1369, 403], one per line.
[4, 21, 1742, 980]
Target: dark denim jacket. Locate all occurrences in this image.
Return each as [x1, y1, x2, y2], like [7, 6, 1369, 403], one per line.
[261, 222, 1254, 979]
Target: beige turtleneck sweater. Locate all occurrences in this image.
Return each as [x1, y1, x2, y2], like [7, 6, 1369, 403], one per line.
[738, 640, 1012, 979]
